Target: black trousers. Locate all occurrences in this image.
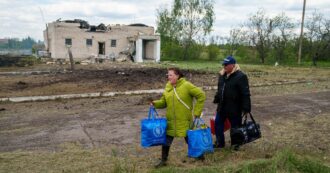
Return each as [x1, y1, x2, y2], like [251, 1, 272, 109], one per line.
[215, 111, 242, 147]
[161, 135, 188, 161]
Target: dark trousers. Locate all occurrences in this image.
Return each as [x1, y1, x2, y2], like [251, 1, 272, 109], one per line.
[161, 135, 188, 161]
[215, 111, 242, 147]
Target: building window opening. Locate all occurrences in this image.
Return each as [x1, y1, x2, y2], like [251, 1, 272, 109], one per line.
[65, 38, 72, 45]
[86, 39, 92, 46]
[111, 39, 116, 47]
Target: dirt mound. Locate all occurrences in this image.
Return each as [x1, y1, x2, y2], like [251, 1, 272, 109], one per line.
[0, 67, 216, 97]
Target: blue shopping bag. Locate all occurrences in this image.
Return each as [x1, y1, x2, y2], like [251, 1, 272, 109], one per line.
[187, 118, 214, 158]
[140, 106, 167, 148]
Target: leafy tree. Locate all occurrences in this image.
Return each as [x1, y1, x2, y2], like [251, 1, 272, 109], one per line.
[156, 0, 215, 60]
[156, 7, 182, 60]
[21, 37, 36, 49]
[8, 39, 21, 49]
[0, 37, 36, 50]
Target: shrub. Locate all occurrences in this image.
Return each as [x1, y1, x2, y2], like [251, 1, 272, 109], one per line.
[16, 56, 40, 67]
[207, 44, 220, 61]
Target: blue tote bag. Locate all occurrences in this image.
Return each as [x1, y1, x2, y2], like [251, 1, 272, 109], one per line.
[187, 118, 214, 158]
[140, 106, 167, 148]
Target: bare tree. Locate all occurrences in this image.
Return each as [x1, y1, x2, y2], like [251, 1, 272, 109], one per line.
[271, 13, 295, 62]
[226, 27, 247, 56]
[305, 10, 324, 56]
[306, 11, 323, 42]
[246, 9, 275, 63]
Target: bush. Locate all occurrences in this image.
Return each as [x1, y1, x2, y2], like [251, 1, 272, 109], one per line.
[161, 42, 184, 61]
[186, 43, 203, 60]
[207, 44, 220, 61]
[16, 56, 40, 67]
[236, 46, 259, 63]
[0, 55, 20, 67]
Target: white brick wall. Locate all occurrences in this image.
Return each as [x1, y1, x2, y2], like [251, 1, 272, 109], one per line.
[44, 21, 160, 62]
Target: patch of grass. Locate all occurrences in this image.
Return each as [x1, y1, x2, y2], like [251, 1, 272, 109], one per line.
[251, 80, 330, 96]
[234, 149, 330, 173]
[160, 61, 330, 96]
[148, 149, 330, 173]
[277, 60, 330, 68]
[1, 142, 329, 173]
[0, 143, 140, 173]
[160, 60, 330, 75]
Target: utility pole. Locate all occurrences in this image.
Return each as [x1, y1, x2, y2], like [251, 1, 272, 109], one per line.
[39, 7, 49, 53]
[298, 0, 306, 65]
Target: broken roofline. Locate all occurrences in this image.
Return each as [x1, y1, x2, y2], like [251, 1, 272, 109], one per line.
[56, 19, 151, 31]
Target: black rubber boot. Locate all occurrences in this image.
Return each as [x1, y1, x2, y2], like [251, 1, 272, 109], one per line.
[154, 159, 167, 168]
[155, 146, 170, 168]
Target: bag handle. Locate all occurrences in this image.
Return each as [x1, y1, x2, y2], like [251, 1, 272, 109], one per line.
[191, 117, 206, 129]
[243, 112, 257, 125]
[148, 106, 159, 119]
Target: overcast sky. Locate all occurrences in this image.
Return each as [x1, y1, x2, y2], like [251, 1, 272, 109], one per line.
[0, 0, 329, 41]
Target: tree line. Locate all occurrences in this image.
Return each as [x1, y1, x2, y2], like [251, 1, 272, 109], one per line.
[224, 9, 330, 64]
[156, 0, 330, 64]
[0, 37, 38, 50]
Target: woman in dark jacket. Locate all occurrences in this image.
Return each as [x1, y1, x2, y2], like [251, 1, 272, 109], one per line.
[213, 56, 251, 149]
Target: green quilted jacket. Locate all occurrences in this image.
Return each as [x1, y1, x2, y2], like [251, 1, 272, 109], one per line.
[153, 78, 206, 137]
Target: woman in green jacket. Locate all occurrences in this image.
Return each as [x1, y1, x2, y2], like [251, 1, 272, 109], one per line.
[151, 67, 206, 167]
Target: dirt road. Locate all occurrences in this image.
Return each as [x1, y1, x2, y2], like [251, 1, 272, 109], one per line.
[0, 90, 329, 152]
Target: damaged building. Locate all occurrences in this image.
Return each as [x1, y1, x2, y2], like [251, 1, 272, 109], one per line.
[43, 19, 160, 63]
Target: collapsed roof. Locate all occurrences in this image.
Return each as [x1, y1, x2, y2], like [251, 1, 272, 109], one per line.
[59, 19, 149, 32]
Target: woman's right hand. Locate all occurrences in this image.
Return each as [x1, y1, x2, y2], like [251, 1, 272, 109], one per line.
[147, 97, 154, 106]
[149, 100, 154, 106]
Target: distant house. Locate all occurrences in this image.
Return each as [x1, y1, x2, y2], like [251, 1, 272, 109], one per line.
[43, 19, 160, 62]
[0, 38, 9, 44]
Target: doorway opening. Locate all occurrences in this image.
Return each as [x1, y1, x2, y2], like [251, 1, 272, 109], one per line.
[98, 42, 105, 55]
